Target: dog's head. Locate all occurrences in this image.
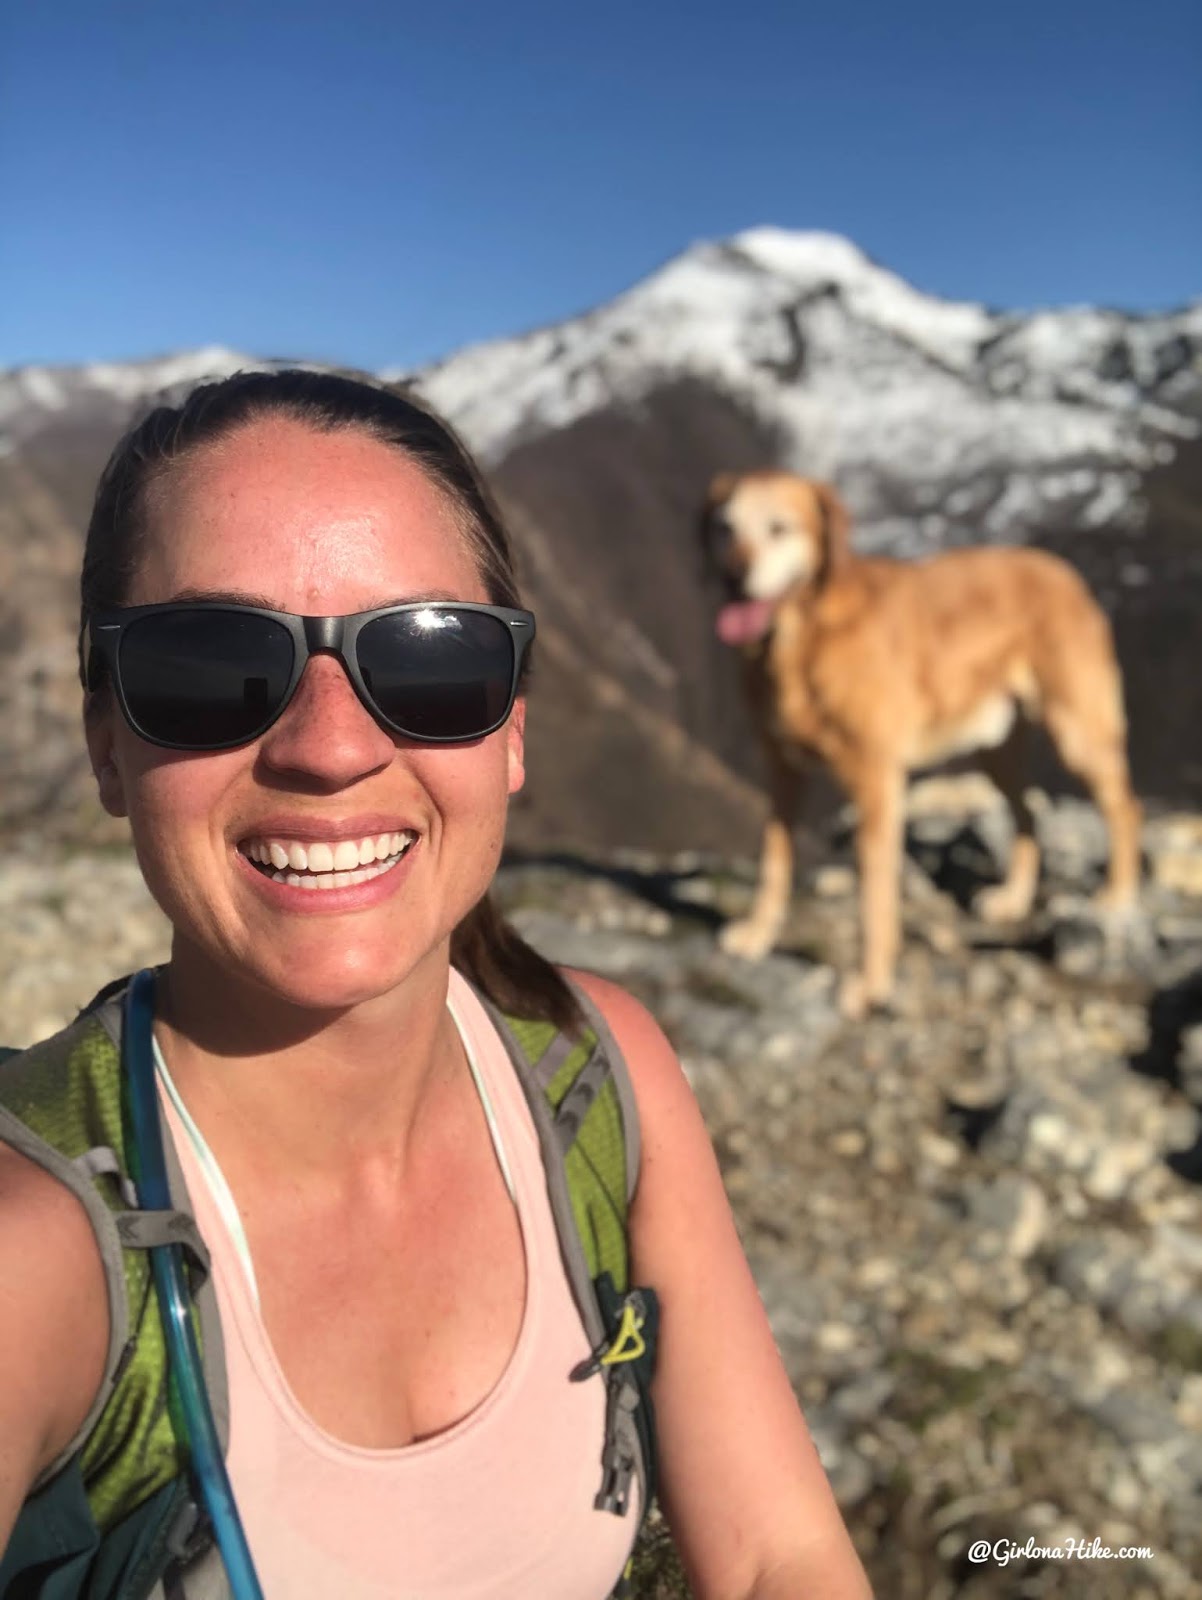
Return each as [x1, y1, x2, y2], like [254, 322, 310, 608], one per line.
[702, 471, 851, 646]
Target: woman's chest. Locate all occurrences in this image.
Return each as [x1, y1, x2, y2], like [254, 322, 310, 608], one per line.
[214, 1182, 635, 1600]
[240, 1144, 528, 1448]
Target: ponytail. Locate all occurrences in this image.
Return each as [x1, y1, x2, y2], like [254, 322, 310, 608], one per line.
[451, 893, 585, 1034]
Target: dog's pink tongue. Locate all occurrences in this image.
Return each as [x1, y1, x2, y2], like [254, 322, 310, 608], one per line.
[716, 600, 775, 646]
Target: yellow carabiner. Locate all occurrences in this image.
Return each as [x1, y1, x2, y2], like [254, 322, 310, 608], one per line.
[599, 1299, 646, 1367]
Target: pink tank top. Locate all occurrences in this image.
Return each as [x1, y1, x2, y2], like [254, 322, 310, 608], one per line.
[159, 969, 640, 1599]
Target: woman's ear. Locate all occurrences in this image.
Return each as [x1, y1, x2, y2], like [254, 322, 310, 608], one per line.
[84, 700, 130, 818]
[814, 481, 851, 582]
[506, 697, 526, 797]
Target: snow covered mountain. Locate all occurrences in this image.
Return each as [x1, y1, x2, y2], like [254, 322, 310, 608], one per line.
[2, 230, 1200, 849]
[411, 228, 1201, 554]
[0, 347, 254, 452]
[5, 229, 1199, 549]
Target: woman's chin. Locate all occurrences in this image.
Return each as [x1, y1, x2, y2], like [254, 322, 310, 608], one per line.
[248, 947, 439, 1014]
[168, 928, 445, 1020]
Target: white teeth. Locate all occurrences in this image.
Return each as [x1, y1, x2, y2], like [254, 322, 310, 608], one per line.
[268, 857, 401, 890]
[307, 841, 335, 873]
[246, 829, 418, 889]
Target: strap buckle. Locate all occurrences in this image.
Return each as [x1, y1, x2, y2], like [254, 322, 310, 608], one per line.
[570, 1290, 649, 1382]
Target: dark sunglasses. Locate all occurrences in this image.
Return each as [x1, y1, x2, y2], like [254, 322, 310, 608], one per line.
[86, 600, 535, 751]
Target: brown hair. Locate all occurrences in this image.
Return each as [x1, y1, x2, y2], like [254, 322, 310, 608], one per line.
[80, 367, 582, 1033]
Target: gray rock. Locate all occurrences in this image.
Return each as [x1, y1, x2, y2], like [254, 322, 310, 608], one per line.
[962, 1174, 1049, 1260]
[830, 1370, 897, 1423]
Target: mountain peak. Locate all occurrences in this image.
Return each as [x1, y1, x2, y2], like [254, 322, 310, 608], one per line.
[727, 225, 873, 280]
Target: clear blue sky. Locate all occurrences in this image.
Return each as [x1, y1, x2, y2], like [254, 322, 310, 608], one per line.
[3, 0, 1199, 372]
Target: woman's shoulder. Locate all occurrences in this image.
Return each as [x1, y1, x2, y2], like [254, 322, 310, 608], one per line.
[559, 968, 692, 1129]
[0, 1135, 109, 1278]
[0, 1010, 119, 1502]
[0, 1017, 122, 1289]
[0, 1138, 111, 1506]
[562, 968, 672, 1055]
[562, 966, 649, 1020]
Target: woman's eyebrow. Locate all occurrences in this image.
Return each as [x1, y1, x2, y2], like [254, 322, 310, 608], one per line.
[165, 587, 466, 609]
[372, 590, 465, 607]
[168, 586, 280, 607]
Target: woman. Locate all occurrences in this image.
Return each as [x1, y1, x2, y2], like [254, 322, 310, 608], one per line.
[0, 370, 871, 1598]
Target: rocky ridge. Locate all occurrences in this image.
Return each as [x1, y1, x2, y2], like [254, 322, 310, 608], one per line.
[5, 783, 1201, 1599]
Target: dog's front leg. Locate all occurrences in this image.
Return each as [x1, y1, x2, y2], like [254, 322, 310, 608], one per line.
[841, 765, 904, 1019]
[721, 754, 800, 961]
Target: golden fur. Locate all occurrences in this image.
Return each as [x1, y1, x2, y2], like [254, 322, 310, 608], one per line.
[705, 470, 1141, 1016]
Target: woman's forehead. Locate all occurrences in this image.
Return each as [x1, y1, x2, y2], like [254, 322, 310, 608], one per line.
[133, 416, 483, 608]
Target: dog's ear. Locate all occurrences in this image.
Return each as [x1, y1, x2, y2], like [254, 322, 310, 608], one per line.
[699, 472, 739, 578]
[814, 481, 851, 582]
[703, 472, 738, 516]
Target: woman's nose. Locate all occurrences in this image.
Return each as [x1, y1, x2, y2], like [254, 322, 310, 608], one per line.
[258, 652, 396, 787]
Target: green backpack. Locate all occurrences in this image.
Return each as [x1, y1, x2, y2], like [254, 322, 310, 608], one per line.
[0, 971, 658, 1600]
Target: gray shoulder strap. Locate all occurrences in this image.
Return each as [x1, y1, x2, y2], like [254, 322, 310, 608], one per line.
[562, 978, 642, 1204]
[0, 1100, 131, 1489]
[470, 976, 652, 1525]
[473, 988, 608, 1353]
[468, 976, 642, 1316]
[5, 991, 230, 1487]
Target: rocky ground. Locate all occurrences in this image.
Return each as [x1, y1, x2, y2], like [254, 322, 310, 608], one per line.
[3, 779, 1201, 1599]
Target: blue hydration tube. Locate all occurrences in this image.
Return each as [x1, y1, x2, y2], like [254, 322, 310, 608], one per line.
[123, 967, 265, 1600]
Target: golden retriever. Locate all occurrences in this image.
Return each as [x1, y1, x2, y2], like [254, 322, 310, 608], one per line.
[704, 471, 1141, 1017]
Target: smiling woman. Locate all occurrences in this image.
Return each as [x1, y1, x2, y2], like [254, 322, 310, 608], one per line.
[0, 370, 871, 1600]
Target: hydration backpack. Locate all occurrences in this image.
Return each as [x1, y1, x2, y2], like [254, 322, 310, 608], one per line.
[0, 972, 658, 1599]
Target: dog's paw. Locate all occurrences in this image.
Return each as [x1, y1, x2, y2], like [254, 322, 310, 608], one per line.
[838, 973, 893, 1021]
[1091, 885, 1139, 921]
[1090, 892, 1156, 966]
[719, 918, 778, 961]
[973, 881, 1035, 925]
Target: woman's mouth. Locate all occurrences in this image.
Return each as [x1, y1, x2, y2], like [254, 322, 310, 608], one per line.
[238, 830, 418, 891]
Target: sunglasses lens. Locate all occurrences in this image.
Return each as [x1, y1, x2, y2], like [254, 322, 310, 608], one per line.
[357, 608, 515, 740]
[118, 611, 294, 747]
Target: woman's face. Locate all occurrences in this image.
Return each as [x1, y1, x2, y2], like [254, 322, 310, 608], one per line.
[86, 415, 525, 1013]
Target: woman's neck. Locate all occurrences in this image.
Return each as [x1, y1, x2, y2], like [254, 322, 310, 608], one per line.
[151, 941, 464, 1187]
